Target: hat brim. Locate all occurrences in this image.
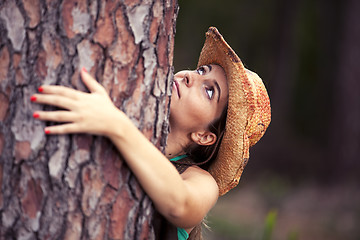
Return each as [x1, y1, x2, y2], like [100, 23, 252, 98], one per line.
[197, 27, 254, 196]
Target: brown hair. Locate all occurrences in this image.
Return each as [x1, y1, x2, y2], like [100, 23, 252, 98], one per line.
[185, 103, 228, 170]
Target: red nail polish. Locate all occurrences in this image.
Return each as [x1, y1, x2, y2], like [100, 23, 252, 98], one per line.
[82, 67, 87, 73]
[38, 87, 43, 92]
[45, 129, 51, 134]
[30, 96, 37, 102]
[33, 112, 39, 118]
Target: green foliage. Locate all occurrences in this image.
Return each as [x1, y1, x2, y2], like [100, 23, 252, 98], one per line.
[262, 210, 277, 240]
[262, 209, 299, 240]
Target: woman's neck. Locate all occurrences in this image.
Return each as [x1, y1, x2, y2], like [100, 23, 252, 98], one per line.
[165, 130, 190, 159]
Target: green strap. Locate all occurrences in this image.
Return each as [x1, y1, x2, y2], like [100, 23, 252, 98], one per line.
[177, 227, 189, 240]
[169, 154, 188, 162]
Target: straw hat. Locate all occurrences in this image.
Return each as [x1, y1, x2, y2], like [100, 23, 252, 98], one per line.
[197, 27, 271, 196]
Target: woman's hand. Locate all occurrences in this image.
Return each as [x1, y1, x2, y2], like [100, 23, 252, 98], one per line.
[31, 68, 123, 137]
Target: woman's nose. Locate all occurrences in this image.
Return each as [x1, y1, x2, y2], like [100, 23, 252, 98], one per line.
[184, 72, 194, 87]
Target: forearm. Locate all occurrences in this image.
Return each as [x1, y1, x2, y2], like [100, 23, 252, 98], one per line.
[107, 110, 189, 224]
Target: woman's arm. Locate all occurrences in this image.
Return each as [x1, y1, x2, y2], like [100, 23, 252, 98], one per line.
[32, 69, 218, 228]
[108, 112, 218, 228]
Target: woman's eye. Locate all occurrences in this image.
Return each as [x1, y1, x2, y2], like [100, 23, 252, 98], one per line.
[206, 87, 214, 99]
[197, 66, 206, 75]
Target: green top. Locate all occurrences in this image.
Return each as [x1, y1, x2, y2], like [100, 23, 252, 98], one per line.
[169, 154, 188, 162]
[170, 155, 190, 240]
[177, 227, 189, 240]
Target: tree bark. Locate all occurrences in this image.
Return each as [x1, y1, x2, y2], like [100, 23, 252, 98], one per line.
[0, 0, 178, 239]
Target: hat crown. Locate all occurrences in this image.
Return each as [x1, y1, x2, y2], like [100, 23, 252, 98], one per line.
[244, 70, 271, 147]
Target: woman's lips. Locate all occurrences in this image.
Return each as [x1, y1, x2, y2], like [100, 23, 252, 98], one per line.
[174, 80, 180, 98]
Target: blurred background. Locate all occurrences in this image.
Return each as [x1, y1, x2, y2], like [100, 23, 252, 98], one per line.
[173, 0, 360, 239]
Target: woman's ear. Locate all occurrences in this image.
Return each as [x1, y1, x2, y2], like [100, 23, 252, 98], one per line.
[191, 131, 217, 146]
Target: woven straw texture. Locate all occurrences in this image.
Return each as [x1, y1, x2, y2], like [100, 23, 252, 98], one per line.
[197, 27, 271, 196]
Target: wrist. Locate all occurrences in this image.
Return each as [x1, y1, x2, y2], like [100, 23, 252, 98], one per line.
[105, 108, 130, 141]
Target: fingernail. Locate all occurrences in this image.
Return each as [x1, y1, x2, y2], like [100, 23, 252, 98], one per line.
[45, 129, 51, 134]
[33, 112, 39, 118]
[38, 86, 43, 92]
[82, 67, 87, 73]
[30, 96, 37, 102]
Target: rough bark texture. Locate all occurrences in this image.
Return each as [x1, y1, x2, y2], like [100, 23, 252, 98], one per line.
[0, 0, 178, 239]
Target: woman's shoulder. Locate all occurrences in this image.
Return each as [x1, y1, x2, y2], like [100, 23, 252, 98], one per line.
[171, 156, 219, 195]
[181, 165, 219, 191]
[182, 164, 214, 178]
[180, 165, 219, 213]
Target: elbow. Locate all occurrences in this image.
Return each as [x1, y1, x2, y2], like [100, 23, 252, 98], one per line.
[167, 201, 187, 221]
[161, 193, 187, 221]
[161, 197, 202, 228]
[156, 195, 189, 225]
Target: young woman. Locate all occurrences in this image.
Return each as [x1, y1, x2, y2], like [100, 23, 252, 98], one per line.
[31, 27, 271, 240]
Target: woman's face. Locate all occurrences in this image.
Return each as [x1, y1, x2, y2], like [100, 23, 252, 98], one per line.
[170, 64, 228, 136]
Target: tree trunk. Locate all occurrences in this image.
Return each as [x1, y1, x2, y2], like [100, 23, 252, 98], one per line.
[0, 0, 178, 239]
